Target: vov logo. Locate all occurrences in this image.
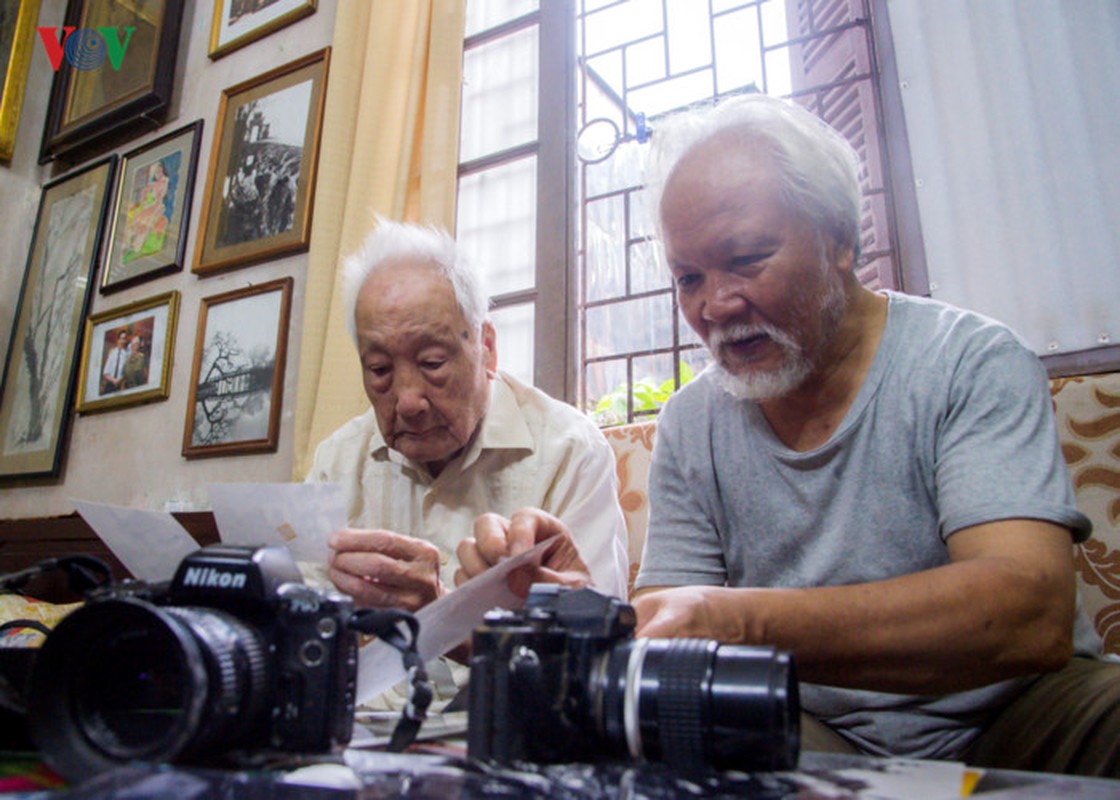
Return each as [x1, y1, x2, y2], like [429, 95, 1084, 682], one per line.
[37, 26, 136, 72]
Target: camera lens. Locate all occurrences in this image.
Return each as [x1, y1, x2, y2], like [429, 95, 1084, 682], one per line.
[28, 598, 269, 782]
[594, 639, 799, 774]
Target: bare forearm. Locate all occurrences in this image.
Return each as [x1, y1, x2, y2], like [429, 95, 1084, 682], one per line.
[752, 560, 1071, 692]
[635, 550, 1075, 693]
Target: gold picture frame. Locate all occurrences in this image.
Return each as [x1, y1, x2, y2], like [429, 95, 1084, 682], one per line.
[0, 0, 40, 161]
[0, 156, 117, 480]
[39, 0, 185, 165]
[182, 277, 292, 458]
[76, 290, 180, 413]
[209, 0, 317, 60]
[193, 48, 329, 275]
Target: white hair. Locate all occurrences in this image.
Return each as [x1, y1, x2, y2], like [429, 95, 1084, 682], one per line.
[340, 218, 489, 346]
[645, 93, 863, 258]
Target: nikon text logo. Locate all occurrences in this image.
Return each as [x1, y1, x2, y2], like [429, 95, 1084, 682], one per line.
[182, 567, 247, 590]
[36, 26, 136, 72]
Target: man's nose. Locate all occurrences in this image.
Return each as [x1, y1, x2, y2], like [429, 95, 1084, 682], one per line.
[394, 371, 429, 418]
[701, 272, 749, 325]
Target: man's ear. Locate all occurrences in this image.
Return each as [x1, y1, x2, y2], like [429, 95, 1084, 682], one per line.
[481, 320, 498, 375]
[828, 236, 856, 276]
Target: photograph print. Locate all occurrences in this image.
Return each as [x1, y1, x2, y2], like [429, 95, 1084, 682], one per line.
[76, 291, 180, 413]
[0, 156, 116, 480]
[193, 48, 329, 275]
[218, 80, 307, 247]
[102, 121, 202, 291]
[209, 0, 317, 60]
[182, 277, 292, 458]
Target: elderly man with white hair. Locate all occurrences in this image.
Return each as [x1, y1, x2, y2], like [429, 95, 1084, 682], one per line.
[464, 95, 1120, 777]
[306, 219, 628, 706]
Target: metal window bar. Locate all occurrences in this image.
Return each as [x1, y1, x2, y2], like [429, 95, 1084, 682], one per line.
[577, 0, 901, 425]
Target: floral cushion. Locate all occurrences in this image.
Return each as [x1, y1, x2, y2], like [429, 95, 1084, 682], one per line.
[1051, 373, 1120, 655]
[603, 423, 656, 599]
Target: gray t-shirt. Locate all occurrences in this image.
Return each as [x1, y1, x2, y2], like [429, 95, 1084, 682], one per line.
[636, 291, 1097, 759]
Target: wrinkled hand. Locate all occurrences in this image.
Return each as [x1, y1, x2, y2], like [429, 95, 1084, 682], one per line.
[454, 508, 592, 598]
[633, 586, 751, 642]
[328, 528, 446, 612]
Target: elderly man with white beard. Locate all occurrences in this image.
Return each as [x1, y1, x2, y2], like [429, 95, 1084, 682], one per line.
[462, 94, 1120, 777]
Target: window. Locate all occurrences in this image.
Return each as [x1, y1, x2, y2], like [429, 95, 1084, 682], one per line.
[576, 0, 911, 424]
[458, 0, 917, 423]
[456, 1, 575, 400]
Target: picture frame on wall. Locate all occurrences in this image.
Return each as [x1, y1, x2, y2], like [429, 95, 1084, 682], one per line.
[193, 48, 329, 276]
[0, 0, 41, 162]
[75, 290, 180, 414]
[101, 121, 203, 293]
[209, 0, 317, 60]
[39, 0, 185, 165]
[0, 156, 117, 480]
[182, 277, 292, 459]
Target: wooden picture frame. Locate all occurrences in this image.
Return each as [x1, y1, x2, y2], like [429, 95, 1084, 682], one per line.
[193, 48, 329, 275]
[101, 121, 202, 292]
[0, 156, 117, 480]
[182, 277, 292, 458]
[75, 290, 179, 413]
[0, 0, 40, 162]
[38, 0, 185, 165]
[209, 0, 317, 60]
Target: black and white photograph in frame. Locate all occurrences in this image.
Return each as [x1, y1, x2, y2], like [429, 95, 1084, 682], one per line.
[182, 277, 292, 458]
[208, 0, 317, 60]
[216, 79, 309, 248]
[193, 49, 328, 275]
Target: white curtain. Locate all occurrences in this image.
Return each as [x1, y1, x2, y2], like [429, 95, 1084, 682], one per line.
[887, 0, 1120, 356]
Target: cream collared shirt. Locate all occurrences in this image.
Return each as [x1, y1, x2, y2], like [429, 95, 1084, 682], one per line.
[306, 371, 629, 599]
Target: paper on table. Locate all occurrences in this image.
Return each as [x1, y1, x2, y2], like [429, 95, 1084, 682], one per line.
[208, 482, 346, 564]
[355, 537, 559, 704]
[73, 500, 200, 582]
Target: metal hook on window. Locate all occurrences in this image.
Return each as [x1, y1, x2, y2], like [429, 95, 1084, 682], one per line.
[576, 112, 652, 164]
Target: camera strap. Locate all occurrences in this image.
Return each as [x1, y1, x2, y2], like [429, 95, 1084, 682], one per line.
[0, 555, 113, 596]
[350, 608, 433, 752]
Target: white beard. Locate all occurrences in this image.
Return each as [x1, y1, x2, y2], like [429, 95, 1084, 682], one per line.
[710, 324, 813, 401]
[709, 269, 847, 403]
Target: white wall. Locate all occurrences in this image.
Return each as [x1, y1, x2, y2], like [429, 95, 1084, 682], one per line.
[0, 1, 337, 518]
[888, 0, 1120, 357]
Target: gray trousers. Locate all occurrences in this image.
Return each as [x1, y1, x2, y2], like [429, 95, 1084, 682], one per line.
[799, 657, 1120, 778]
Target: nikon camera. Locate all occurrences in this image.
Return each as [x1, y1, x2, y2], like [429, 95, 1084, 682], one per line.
[27, 544, 357, 782]
[468, 585, 799, 775]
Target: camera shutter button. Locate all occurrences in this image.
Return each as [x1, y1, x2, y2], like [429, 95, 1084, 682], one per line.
[317, 617, 338, 639]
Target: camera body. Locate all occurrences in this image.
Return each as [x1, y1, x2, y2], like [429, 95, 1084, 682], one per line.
[28, 544, 358, 782]
[468, 584, 634, 766]
[468, 584, 799, 775]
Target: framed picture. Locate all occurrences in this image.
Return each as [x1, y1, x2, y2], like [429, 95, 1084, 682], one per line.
[193, 48, 329, 275]
[101, 121, 203, 292]
[39, 0, 185, 165]
[0, 0, 40, 161]
[0, 156, 117, 480]
[209, 0, 317, 60]
[182, 277, 292, 458]
[75, 290, 180, 413]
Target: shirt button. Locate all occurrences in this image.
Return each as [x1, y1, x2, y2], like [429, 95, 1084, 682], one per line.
[439, 551, 450, 565]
